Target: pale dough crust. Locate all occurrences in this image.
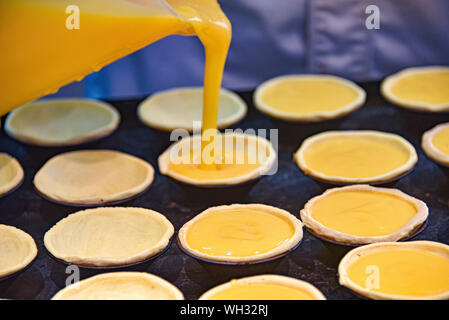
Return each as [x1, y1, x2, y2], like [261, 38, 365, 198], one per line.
[178, 204, 303, 263]
[5, 99, 120, 147]
[158, 133, 277, 187]
[381, 66, 449, 112]
[422, 122, 449, 166]
[338, 241, 449, 300]
[52, 272, 184, 300]
[254, 74, 366, 122]
[0, 225, 37, 278]
[34, 150, 154, 206]
[199, 274, 326, 300]
[44, 207, 174, 267]
[137, 87, 247, 132]
[301, 185, 428, 245]
[294, 130, 418, 184]
[0, 153, 24, 197]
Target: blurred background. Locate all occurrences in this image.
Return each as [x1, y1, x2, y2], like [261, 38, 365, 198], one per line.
[54, 0, 449, 99]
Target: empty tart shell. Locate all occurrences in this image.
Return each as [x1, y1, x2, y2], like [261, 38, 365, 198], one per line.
[44, 207, 174, 267]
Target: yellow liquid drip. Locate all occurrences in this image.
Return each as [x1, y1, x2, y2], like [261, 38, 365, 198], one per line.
[433, 127, 449, 156]
[304, 136, 409, 178]
[186, 208, 295, 257]
[208, 282, 315, 300]
[261, 79, 358, 114]
[311, 190, 417, 237]
[391, 70, 449, 105]
[347, 248, 449, 297]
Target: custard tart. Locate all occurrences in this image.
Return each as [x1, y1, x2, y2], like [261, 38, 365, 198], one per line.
[178, 204, 303, 263]
[199, 275, 326, 300]
[254, 75, 366, 122]
[301, 185, 428, 245]
[294, 130, 417, 184]
[339, 241, 449, 300]
[422, 122, 449, 166]
[382, 66, 449, 112]
[158, 133, 277, 187]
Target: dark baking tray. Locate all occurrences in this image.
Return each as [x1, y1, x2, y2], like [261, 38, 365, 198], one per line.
[1, 82, 449, 300]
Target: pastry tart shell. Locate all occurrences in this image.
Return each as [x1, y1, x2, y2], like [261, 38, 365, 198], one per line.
[34, 150, 155, 206]
[199, 274, 326, 300]
[422, 122, 449, 166]
[0, 225, 38, 279]
[137, 87, 247, 132]
[381, 66, 449, 112]
[301, 185, 429, 245]
[339, 241, 449, 300]
[5, 99, 120, 147]
[44, 207, 174, 267]
[0, 153, 24, 197]
[178, 204, 303, 264]
[254, 74, 366, 122]
[294, 130, 418, 184]
[158, 133, 277, 187]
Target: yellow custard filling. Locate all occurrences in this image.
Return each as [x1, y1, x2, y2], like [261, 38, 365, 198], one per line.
[391, 70, 449, 105]
[260, 78, 359, 115]
[432, 126, 449, 156]
[185, 208, 295, 257]
[207, 281, 315, 300]
[347, 248, 449, 297]
[311, 190, 417, 237]
[304, 136, 410, 178]
[169, 149, 261, 181]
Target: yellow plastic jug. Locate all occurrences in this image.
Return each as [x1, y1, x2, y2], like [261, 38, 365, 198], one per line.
[0, 0, 231, 139]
